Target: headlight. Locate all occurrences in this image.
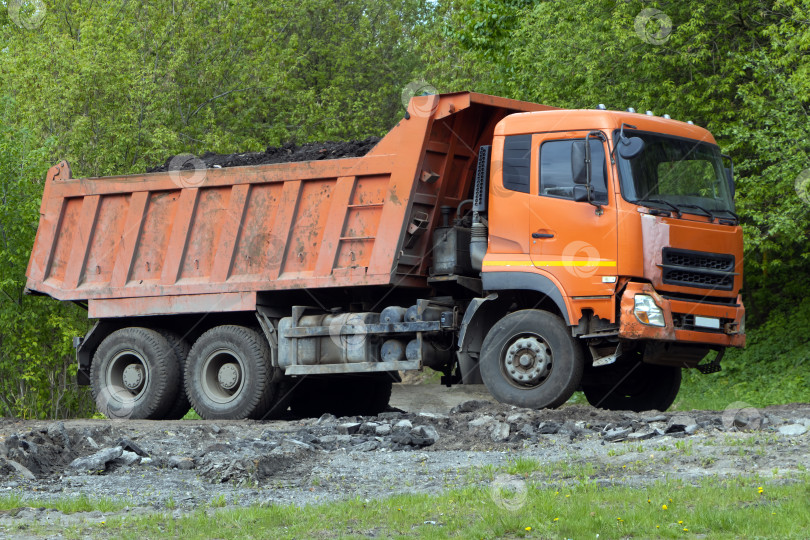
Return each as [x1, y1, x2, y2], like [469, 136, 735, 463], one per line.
[634, 295, 665, 327]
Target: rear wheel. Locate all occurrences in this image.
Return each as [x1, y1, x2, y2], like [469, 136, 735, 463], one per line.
[480, 310, 583, 409]
[185, 325, 276, 420]
[90, 327, 179, 419]
[582, 362, 681, 412]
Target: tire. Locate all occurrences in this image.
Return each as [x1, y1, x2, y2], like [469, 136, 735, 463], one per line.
[155, 330, 192, 420]
[289, 376, 393, 418]
[90, 327, 180, 420]
[582, 362, 681, 412]
[185, 325, 276, 420]
[480, 310, 584, 409]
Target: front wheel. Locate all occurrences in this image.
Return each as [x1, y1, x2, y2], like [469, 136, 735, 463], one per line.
[480, 310, 583, 409]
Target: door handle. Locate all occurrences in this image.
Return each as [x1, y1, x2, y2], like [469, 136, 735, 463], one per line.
[532, 232, 554, 239]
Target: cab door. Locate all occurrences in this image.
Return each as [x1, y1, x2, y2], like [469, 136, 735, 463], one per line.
[529, 131, 618, 296]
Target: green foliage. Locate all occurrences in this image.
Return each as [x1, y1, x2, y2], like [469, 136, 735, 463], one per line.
[0, 96, 92, 418]
[1, 0, 427, 178]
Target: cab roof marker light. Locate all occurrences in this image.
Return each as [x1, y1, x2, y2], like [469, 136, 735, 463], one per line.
[687, 120, 694, 125]
[597, 104, 607, 110]
[663, 114, 671, 119]
[626, 107, 636, 113]
[646, 110, 654, 116]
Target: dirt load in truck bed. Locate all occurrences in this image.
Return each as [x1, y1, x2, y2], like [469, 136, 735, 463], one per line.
[146, 136, 381, 172]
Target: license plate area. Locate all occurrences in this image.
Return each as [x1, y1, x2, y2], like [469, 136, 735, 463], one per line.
[694, 316, 720, 329]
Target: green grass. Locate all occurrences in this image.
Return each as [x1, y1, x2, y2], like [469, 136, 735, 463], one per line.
[182, 409, 202, 420]
[0, 493, 125, 514]
[50, 474, 809, 539]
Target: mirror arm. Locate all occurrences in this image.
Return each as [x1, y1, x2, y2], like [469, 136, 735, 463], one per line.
[585, 131, 604, 209]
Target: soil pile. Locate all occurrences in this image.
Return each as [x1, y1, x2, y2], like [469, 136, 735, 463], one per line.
[146, 137, 381, 173]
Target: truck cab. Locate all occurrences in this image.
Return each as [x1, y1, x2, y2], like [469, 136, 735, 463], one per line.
[466, 108, 744, 410]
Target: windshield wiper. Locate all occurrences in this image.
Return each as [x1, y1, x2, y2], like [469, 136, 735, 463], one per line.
[634, 198, 682, 217]
[676, 203, 716, 222]
[713, 208, 739, 222]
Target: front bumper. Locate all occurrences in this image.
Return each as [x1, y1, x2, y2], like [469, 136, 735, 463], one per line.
[618, 282, 745, 348]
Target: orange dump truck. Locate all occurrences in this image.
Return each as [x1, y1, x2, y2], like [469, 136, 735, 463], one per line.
[26, 92, 745, 420]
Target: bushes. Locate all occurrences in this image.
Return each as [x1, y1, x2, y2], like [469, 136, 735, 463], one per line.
[677, 299, 810, 410]
[0, 97, 93, 418]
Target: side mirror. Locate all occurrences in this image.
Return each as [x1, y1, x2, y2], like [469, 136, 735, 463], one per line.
[571, 141, 587, 185]
[573, 185, 591, 202]
[618, 136, 645, 159]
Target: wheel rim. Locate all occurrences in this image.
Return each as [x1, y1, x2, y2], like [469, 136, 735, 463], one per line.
[105, 349, 149, 405]
[501, 334, 552, 388]
[200, 348, 246, 404]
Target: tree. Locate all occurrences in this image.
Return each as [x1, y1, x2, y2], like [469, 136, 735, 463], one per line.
[1, 0, 429, 178]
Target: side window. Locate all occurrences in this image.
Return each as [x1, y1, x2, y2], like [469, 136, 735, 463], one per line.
[502, 134, 532, 193]
[539, 139, 608, 203]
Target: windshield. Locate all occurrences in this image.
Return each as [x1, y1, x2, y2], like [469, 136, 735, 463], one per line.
[616, 131, 735, 215]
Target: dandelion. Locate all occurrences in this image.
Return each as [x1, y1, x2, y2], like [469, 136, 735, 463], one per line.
[678, 520, 683, 524]
[656, 525, 660, 529]
[565, 494, 570, 498]
[553, 518, 559, 522]
[758, 486, 764, 494]
[662, 504, 668, 510]
[647, 499, 651, 503]
[525, 526, 532, 531]
[683, 528, 689, 532]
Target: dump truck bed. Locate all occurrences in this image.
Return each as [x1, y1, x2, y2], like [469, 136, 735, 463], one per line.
[26, 93, 552, 318]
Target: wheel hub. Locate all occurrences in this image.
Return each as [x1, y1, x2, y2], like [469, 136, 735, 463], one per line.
[217, 363, 241, 390]
[121, 364, 144, 390]
[504, 337, 551, 385]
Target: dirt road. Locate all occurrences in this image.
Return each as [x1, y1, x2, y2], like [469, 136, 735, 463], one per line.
[0, 383, 808, 533]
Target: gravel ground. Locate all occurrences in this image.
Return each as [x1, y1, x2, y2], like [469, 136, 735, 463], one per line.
[0, 383, 808, 534]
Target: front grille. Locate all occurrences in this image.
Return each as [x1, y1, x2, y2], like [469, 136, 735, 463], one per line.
[661, 248, 735, 291]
